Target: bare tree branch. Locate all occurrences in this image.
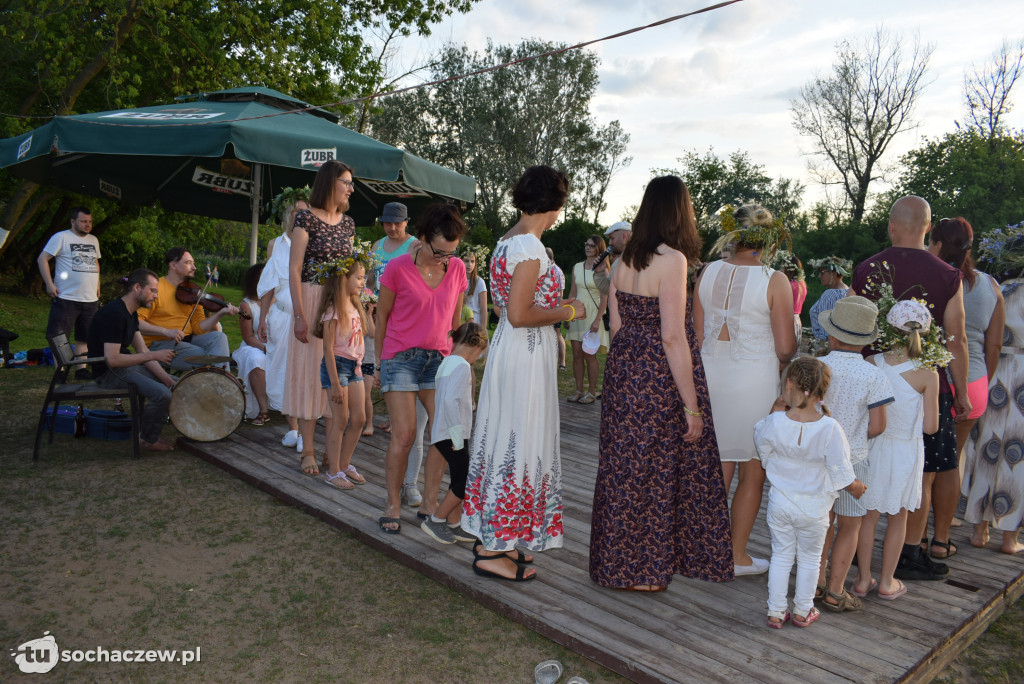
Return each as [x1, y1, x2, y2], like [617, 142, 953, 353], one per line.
[791, 27, 932, 223]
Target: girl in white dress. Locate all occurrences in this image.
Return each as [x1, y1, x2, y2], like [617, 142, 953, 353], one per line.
[854, 300, 939, 601]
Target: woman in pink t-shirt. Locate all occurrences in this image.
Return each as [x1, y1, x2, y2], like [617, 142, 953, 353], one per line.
[374, 204, 468, 534]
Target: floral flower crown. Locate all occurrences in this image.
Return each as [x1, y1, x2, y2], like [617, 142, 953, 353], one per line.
[268, 186, 311, 224]
[808, 255, 852, 278]
[461, 243, 491, 274]
[977, 222, 1024, 280]
[772, 250, 804, 280]
[709, 205, 792, 266]
[861, 261, 954, 370]
[308, 240, 380, 285]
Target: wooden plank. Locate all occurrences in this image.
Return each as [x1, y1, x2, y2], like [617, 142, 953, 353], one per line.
[178, 403, 1024, 684]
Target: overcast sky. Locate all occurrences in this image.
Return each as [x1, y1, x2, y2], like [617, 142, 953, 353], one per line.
[393, 0, 1024, 225]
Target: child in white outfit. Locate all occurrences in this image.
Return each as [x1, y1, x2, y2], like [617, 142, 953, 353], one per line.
[755, 357, 866, 628]
[854, 299, 939, 601]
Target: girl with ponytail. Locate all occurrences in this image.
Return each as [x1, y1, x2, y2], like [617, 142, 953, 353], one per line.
[754, 356, 864, 628]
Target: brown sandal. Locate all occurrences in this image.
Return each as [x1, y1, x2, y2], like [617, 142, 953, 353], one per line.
[821, 588, 862, 613]
[300, 451, 319, 476]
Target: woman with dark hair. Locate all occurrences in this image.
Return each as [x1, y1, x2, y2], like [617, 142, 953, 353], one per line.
[234, 263, 271, 425]
[927, 217, 1005, 557]
[462, 165, 585, 582]
[565, 234, 609, 404]
[693, 203, 797, 576]
[963, 226, 1024, 553]
[374, 203, 468, 534]
[589, 175, 733, 590]
[287, 160, 356, 477]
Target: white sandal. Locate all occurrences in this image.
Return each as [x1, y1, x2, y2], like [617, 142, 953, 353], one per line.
[343, 464, 366, 485]
[325, 470, 354, 490]
[578, 392, 596, 405]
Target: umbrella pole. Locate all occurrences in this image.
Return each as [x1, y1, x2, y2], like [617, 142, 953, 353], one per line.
[249, 162, 262, 265]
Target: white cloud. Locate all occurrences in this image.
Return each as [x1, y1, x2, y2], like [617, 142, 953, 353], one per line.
[395, 0, 1024, 222]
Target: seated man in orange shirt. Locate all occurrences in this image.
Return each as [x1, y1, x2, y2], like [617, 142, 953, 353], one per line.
[138, 247, 238, 371]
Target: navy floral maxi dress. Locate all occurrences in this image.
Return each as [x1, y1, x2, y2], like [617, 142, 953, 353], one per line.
[589, 292, 734, 587]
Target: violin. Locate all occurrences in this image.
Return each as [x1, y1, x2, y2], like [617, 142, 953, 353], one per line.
[175, 279, 251, 320]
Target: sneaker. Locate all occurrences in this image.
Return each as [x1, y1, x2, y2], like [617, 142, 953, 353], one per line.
[734, 556, 770, 576]
[75, 368, 94, 381]
[421, 518, 456, 544]
[296, 434, 304, 453]
[401, 484, 423, 507]
[894, 547, 949, 581]
[281, 430, 299, 448]
[448, 524, 477, 543]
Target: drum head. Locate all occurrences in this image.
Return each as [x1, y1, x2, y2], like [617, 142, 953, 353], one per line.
[170, 368, 245, 441]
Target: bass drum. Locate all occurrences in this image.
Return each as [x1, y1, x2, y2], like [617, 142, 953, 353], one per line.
[170, 367, 245, 441]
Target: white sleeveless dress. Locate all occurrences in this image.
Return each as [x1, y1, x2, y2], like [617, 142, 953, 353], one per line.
[862, 356, 925, 514]
[232, 298, 266, 420]
[698, 261, 782, 462]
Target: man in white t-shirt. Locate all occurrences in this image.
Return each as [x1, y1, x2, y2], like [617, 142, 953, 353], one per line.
[37, 206, 101, 358]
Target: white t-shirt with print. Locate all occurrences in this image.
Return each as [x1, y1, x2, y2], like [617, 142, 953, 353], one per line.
[41, 230, 101, 302]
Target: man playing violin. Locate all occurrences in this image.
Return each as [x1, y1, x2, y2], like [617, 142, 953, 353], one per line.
[138, 247, 238, 371]
[87, 269, 177, 451]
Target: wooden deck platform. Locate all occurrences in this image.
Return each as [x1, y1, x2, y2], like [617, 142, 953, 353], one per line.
[177, 400, 1024, 683]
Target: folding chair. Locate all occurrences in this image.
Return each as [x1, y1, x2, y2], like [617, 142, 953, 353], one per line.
[33, 333, 141, 460]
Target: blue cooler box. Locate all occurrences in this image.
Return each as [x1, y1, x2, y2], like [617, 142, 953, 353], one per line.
[86, 409, 132, 441]
[43, 406, 79, 435]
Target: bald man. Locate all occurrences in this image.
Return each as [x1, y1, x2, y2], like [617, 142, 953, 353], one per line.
[852, 195, 970, 582]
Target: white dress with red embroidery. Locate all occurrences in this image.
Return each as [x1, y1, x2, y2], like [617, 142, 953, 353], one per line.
[461, 233, 565, 552]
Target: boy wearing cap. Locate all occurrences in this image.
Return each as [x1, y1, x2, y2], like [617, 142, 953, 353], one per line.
[815, 296, 894, 612]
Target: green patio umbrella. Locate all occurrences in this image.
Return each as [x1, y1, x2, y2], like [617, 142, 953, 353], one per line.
[0, 87, 476, 262]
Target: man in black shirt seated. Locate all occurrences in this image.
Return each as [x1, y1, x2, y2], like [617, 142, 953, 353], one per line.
[87, 269, 178, 451]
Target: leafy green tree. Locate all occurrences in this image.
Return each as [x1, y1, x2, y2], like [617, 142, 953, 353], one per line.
[654, 148, 804, 249]
[890, 129, 1024, 235]
[367, 40, 630, 237]
[0, 0, 477, 287]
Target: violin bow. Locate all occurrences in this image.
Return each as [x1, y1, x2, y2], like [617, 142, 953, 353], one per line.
[177, 275, 215, 347]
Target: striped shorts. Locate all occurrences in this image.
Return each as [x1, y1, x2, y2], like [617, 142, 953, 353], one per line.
[833, 458, 870, 517]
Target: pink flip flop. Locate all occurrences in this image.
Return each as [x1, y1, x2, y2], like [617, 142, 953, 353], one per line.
[850, 578, 877, 598]
[878, 580, 908, 600]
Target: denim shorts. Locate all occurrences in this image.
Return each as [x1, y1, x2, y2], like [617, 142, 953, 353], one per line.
[380, 347, 443, 393]
[320, 355, 363, 388]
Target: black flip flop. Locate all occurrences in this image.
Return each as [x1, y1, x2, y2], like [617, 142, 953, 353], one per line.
[378, 516, 401, 535]
[472, 559, 536, 582]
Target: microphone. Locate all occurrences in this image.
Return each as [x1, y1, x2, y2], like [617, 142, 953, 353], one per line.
[594, 247, 613, 268]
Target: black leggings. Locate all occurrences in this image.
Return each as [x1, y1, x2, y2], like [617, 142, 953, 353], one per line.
[433, 439, 469, 499]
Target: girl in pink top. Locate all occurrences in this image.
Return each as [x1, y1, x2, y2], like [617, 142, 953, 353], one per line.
[315, 259, 374, 490]
[374, 204, 468, 534]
